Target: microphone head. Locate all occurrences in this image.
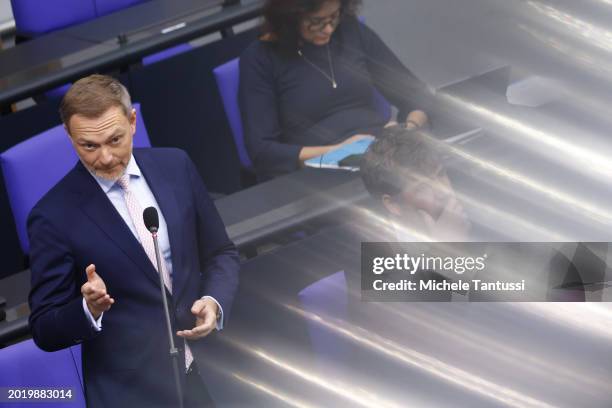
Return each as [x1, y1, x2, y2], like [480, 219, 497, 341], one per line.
[143, 207, 159, 232]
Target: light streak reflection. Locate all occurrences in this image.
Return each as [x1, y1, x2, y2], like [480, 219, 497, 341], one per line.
[435, 93, 612, 228]
[511, 302, 612, 340]
[224, 338, 406, 408]
[232, 373, 317, 408]
[377, 303, 612, 395]
[285, 304, 556, 408]
[525, 1, 612, 53]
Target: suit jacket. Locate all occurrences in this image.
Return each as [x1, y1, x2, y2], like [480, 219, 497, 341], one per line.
[27, 148, 240, 407]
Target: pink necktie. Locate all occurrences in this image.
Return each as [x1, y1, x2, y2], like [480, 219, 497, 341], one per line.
[116, 175, 193, 370]
[116, 175, 172, 291]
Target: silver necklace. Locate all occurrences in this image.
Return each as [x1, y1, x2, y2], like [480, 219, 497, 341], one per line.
[297, 44, 338, 89]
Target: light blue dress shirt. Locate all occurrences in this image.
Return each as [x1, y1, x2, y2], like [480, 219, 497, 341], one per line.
[81, 155, 223, 330]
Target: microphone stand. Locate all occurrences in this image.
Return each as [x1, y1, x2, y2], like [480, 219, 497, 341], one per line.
[150, 228, 184, 408]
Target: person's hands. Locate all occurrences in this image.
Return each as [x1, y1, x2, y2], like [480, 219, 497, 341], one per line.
[418, 197, 470, 241]
[81, 264, 114, 320]
[405, 110, 428, 129]
[176, 298, 219, 340]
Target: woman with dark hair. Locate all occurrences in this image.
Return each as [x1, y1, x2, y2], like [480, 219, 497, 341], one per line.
[239, 0, 433, 180]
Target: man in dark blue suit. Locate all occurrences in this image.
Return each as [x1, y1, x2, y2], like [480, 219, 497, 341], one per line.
[27, 75, 239, 407]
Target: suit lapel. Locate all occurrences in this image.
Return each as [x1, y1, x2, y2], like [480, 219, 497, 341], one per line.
[73, 161, 165, 290]
[134, 150, 186, 299]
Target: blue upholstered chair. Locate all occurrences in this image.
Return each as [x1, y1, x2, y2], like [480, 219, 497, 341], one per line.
[213, 59, 251, 170]
[10, 0, 97, 36]
[0, 103, 151, 255]
[298, 271, 352, 365]
[142, 43, 194, 66]
[10, 0, 152, 36]
[0, 339, 85, 407]
[10, 0, 95, 99]
[213, 57, 393, 170]
[43, 84, 73, 101]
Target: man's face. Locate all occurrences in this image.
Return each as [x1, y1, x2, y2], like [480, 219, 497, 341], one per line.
[394, 166, 453, 220]
[299, 0, 342, 46]
[67, 106, 135, 181]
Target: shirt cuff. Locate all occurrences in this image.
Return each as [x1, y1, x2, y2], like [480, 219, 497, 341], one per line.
[201, 296, 224, 330]
[82, 297, 103, 331]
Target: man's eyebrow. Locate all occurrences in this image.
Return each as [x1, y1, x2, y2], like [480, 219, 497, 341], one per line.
[105, 130, 124, 141]
[76, 138, 99, 145]
[75, 129, 123, 145]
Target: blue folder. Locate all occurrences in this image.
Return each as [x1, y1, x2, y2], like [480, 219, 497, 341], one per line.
[304, 138, 374, 170]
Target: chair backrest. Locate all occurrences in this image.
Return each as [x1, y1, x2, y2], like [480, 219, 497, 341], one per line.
[213, 58, 252, 170]
[11, 0, 97, 36]
[142, 43, 194, 66]
[11, 0, 150, 37]
[298, 271, 351, 364]
[0, 340, 85, 407]
[0, 103, 151, 254]
[44, 83, 73, 101]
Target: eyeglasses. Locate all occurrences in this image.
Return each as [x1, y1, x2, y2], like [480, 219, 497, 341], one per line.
[303, 9, 342, 32]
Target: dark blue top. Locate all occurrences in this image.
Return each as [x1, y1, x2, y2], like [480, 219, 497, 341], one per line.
[239, 16, 432, 180]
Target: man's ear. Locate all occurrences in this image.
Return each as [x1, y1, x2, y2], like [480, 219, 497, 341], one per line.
[129, 108, 137, 136]
[382, 194, 403, 217]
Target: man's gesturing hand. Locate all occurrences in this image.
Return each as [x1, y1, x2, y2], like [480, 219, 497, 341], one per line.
[176, 298, 219, 340]
[81, 264, 114, 320]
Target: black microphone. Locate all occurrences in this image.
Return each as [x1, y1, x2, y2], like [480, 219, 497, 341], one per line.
[142, 206, 184, 407]
[143, 207, 159, 233]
